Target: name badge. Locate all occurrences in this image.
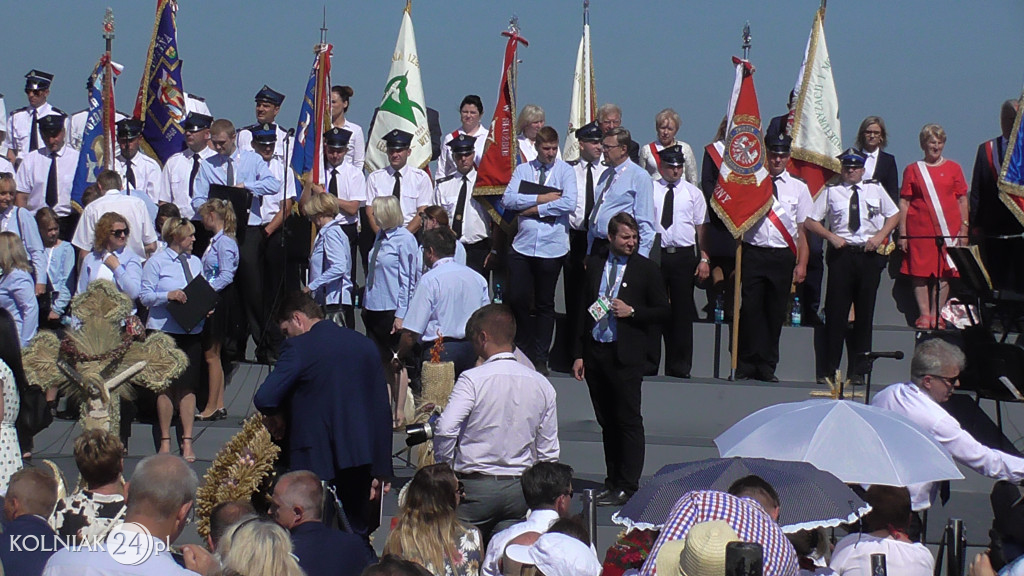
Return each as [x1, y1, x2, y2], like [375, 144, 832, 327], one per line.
[589, 296, 611, 322]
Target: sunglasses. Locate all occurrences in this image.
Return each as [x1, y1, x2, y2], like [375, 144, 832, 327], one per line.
[111, 229, 129, 238]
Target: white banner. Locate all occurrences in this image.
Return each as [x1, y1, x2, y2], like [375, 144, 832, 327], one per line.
[790, 7, 842, 171]
[563, 23, 596, 162]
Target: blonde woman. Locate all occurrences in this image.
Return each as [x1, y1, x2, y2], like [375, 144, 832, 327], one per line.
[384, 463, 482, 576]
[302, 192, 353, 328]
[637, 108, 699, 185]
[216, 518, 305, 576]
[0, 232, 38, 347]
[516, 104, 560, 164]
[196, 199, 239, 421]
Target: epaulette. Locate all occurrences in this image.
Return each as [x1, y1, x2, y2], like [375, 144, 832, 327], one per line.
[567, 159, 581, 166]
[71, 108, 88, 116]
[790, 174, 807, 183]
[243, 123, 260, 132]
[436, 174, 456, 184]
[864, 178, 880, 184]
[51, 106, 66, 115]
[12, 106, 29, 114]
[187, 93, 206, 102]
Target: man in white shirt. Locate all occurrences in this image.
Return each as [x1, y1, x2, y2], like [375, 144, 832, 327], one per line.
[433, 303, 559, 541]
[158, 112, 216, 220]
[872, 338, 1024, 511]
[483, 462, 574, 576]
[7, 70, 66, 165]
[73, 170, 158, 260]
[113, 119, 162, 205]
[14, 112, 80, 240]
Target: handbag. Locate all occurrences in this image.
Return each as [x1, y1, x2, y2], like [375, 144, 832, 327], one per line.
[15, 380, 53, 438]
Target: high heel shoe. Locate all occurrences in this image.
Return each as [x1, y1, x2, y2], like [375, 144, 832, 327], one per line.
[181, 437, 196, 463]
[195, 408, 227, 421]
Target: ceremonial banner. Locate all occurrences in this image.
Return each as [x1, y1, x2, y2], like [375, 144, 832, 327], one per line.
[71, 56, 123, 208]
[134, 0, 186, 163]
[291, 44, 332, 189]
[711, 58, 774, 237]
[789, 5, 842, 199]
[365, 1, 430, 172]
[475, 23, 528, 234]
[998, 92, 1024, 224]
[562, 10, 597, 162]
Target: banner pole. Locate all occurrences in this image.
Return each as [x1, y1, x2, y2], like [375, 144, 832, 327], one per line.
[730, 242, 742, 380]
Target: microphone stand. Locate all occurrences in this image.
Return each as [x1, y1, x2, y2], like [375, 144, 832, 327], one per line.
[256, 129, 294, 363]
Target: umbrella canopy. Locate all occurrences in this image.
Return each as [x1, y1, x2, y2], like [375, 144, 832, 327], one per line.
[714, 399, 964, 486]
[612, 457, 870, 533]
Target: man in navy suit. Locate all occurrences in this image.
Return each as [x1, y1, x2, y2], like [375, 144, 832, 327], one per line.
[1, 468, 59, 576]
[271, 470, 376, 576]
[255, 291, 394, 540]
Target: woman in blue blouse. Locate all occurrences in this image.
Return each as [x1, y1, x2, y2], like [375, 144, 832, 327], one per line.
[362, 195, 421, 428]
[302, 193, 353, 328]
[76, 213, 144, 302]
[195, 199, 238, 422]
[34, 208, 74, 330]
[140, 218, 202, 463]
[0, 232, 38, 348]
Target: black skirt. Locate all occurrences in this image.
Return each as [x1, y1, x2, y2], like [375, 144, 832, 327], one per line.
[362, 308, 399, 364]
[203, 283, 241, 344]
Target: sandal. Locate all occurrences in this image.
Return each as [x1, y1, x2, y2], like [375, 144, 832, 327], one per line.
[914, 315, 934, 330]
[158, 437, 171, 454]
[181, 437, 196, 463]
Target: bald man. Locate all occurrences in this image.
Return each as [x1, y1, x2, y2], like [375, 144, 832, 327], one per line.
[1, 468, 59, 576]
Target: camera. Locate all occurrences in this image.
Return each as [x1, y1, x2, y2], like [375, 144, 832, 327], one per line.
[405, 413, 440, 447]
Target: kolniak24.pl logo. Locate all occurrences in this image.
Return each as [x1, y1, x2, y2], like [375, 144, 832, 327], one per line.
[9, 522, 172, 565]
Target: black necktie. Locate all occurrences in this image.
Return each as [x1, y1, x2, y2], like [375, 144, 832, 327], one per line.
[29, 109, 39, 152]
[772, 175, 781, 199]
[848, 184, 861, 233]
[539, 165, 548, 186]
[177, 253, 194, 283]
[453, 175, 469, 238]
[392, 170, 402, 197]
[225, 158, 234, 187]
[661, 182, 675, 229]
[189, 154, 201, 199]
[329, 168, 339, 197]
[584, 162, 595, 224]
[46, 151, 58, 208]
[125, 158, 136, 190]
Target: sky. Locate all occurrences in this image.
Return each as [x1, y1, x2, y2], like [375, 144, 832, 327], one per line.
[2, 0, 1023, 183]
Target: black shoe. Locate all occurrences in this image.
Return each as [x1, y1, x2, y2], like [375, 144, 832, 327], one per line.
[195, 408, 227, 422]
[759, 373, 780, 383]
[595, 489, 631, 507]
[733, 370, 754, 381]
[535, 362, 550, 376]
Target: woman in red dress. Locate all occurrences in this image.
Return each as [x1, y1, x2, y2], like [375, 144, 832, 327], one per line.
[897, 124, 969, 329]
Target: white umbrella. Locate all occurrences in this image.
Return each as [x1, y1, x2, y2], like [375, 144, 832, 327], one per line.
[714, 399, 964, 486]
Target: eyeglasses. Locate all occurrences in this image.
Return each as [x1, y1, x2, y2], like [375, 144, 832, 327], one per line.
[601, 143, 625, 151]
[863, 130, 882, 136]
[111, 229, 129, 237]
[927, 373, 960, 386]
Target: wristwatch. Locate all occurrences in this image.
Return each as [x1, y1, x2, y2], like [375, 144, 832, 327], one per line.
[629, 306, 636, 318]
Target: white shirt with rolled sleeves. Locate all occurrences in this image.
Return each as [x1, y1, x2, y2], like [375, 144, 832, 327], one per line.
[72, 189, 158, 260]
[366, 164, 433, 226]
[568, 156, 602, 231]
[433, 351, 559, 476]
[434, 169, 490, 245]
[400, 257, 489, 342]
[811, 180, 898, 244]
[653, 177, 708, 247]
[15, 144, 79, 217]
[159, 147, 216, 220]
[113, 152, 162, 205]
[872, 381, 1024, 511]
[482, 509, 560, 576]
[318, 160, 366, 226]
[743, 172, 813, 248]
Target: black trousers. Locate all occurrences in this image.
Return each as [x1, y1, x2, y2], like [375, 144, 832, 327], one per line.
[802, 231, 825, 322]
[584, 340, 645, 494]
[262, 227, 287, 354]
[57, 214, 79, 243]
[823, 247, 885, 377]
[238, 227, 266, 354]
[329, 464, 379, 539]
[563, 230, 589, 360]
[659, 247, 700, 377]
[358, 208, 374, 277]
[984, 236, 1024, 292]
[464, 240, 491, 280]
[506, 250, 562, 366]
[341, 223, 360, 284]
[738, 245, 795, 377]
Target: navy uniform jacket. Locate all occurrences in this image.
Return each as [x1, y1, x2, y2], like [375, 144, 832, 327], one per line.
[291, 521, 375, 576]
[254, 320, 393, 480]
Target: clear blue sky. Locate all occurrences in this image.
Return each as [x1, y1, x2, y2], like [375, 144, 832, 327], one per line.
[2, 1, 1022, 180]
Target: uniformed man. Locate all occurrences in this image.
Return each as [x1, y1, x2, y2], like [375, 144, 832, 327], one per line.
[14, 113, 80, 241]
[736, 134, 812, 382]
[6, 70, 66, 165]
[309, 127, 366, 284]
[434, 134, 498, 279]
[564, 121, 604, 359]
[652, 145, 710, 378]
[804, 148, 899, 382]
[363, 129, 432, 269]
[502, 126, 578, 375]
[159, 112, 215, 221]
[237, 85, 292, 162]
[588, 127, 656, 257]
[69, 108, 128, 151]
[113, 119, 162, 206]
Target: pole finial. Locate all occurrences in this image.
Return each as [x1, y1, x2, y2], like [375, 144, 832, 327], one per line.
[583, 0, 590, 26]
[320, 5, 328, 44]
[741, 21, 751, 59]
[103, 7, 115, 40]
[507, 14, 520, 36]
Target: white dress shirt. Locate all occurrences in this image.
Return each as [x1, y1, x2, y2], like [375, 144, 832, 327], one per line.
[438, 125, 489, 177]
[6, 102, 65, 161]
[743, 172, 813, 248]
[652, 177, 707, 247]
[72, 189, 158, 259]
[483, 509, 561, 576]
[569, 156, 603, 231]
[237, 122, 294, 163]
[434, 169, 490, 245]
[872, 381, 1024, 510]
[829, 533, 934, 576]
[811, 180, 898, 244]
[69, 108, 127, 151]
[260, 155, 296, 226]
[336, 120, 366, 170]
[433, 351, 560, 475]
[113, 152, 162, 204]
[318, 160, 367, 226]
[366, 164, 433, 225]
[158, 147, 216, 219]
[862, 149, 879, 180]
[14, 144, 80, 216]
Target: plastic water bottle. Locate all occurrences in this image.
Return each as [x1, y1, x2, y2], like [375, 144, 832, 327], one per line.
[714, 294, 725, 324]
[791, 296, 802, 327]
[493, 283, 503, 304]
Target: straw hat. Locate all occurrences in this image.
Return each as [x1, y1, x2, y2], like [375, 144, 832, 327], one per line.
[655, 520, 740, 576]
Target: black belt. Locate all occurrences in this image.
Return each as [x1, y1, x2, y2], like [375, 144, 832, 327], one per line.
[456, 472, 522, 481]
[836, 244, 872, 253]
[742, 243, 791, 253]
[662, 245, 696, 255]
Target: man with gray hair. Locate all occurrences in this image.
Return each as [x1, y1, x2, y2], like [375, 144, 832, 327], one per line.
[270, 470, 374, 576]
[596, 103, 640, 163]
[872, 338, 1024, 511]
[43, 454, 218, 575]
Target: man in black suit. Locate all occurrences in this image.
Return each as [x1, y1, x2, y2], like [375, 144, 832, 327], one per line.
[972, 99, 1024, 291]
[255, 291, 394, 541]
[572, 212, 670, 506]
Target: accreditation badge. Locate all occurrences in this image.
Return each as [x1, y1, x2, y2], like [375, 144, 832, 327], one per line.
[588, 296, 611, 322]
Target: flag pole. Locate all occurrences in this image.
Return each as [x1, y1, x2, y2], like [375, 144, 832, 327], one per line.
[102, 8, 115, 170]
[730, 22, 753, 381]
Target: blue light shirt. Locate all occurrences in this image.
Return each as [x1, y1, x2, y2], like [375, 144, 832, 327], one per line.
[588, 161, 656, 256]
[502, 159, 578, 258]
[363, 227, 421, 317]
[308, 216, 353, 306]
[0, 269, 38, 346]
[0, 205, 45, 283]
[191, 148, 281, 213]
[400, 257, 489, 342]
[78, 247, 144, 301]
[592, 253, 629, 343]
[140, 247, 204, 334]
[43, 241, 75, 317]
[201, 231, 239, 292]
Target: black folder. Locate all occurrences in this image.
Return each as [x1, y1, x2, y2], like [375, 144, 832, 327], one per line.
[517, 181, 562, 196]
[209, 184, 253, 242]
[167, 275, 220, 333]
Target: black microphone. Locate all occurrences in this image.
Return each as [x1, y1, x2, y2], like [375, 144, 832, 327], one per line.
[858, 351, 905, 361]
[287, 127, 296, 137]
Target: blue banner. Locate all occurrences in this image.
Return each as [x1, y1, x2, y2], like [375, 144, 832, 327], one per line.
[70, 59, 113, 207]
[135, 0, 186, 163]
[290, 53, 320, 191]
